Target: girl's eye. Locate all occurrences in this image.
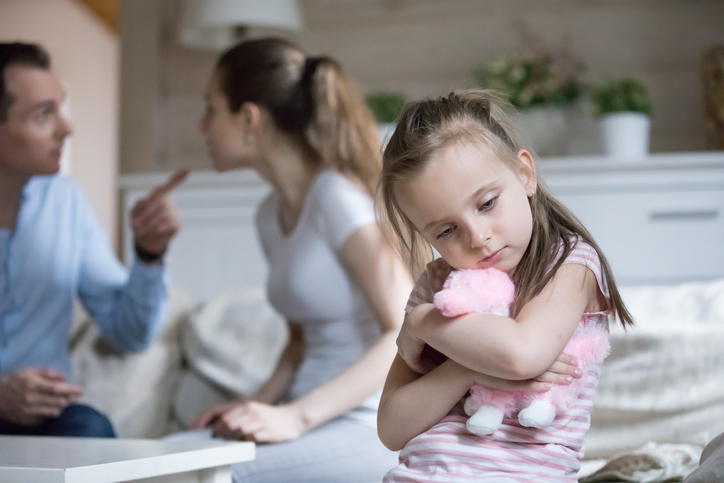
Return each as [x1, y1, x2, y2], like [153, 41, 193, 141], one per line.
[436, 226, 455, 240]
[479, 196, 498, 211]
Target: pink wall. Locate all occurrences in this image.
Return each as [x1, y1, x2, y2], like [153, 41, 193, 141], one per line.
[0, 0, 119, 246]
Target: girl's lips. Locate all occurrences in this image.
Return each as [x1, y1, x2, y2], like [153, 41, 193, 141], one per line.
[482, 248, 504, 263]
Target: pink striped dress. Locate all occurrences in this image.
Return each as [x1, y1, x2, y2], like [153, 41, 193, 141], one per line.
[384, 240, 611, 483]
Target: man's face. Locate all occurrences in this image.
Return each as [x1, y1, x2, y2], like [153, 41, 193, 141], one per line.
[0, 66, 72, 178]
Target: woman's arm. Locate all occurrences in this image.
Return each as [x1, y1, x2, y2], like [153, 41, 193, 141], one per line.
[401, 264, 599, 381]
[288, 223, 413, 430]
[253, 322, 305, 404]
[189, 322, 305, 430]
[202, 223, 413, 442]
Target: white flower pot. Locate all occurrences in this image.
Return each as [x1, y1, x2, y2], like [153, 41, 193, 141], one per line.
[601, 112, 651, 160]
[511, 107, 569, 157]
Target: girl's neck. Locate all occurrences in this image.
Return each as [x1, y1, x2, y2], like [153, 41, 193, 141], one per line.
[0, 169, 29, 231]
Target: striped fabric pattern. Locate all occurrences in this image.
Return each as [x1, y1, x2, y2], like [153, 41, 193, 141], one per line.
[386, 240, 610, 482]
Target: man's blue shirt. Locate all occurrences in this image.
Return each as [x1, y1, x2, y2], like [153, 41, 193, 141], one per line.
[0, 175, 168, 378]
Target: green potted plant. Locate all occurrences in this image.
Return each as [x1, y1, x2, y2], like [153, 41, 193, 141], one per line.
[365, 91, 405, 144]
[474, 50, 585, 157]
[590, 78, 652, 159]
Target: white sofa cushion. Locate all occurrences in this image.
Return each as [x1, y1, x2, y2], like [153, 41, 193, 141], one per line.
[182, 288, 288, 396]
[70, 286, 191, 438]
[586, 278, 724, 459]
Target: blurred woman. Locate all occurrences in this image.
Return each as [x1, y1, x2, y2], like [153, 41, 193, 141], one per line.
[191, 37, 412, 483]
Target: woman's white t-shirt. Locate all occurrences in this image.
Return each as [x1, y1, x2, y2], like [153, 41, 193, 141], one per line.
[255, 169, 381, 426]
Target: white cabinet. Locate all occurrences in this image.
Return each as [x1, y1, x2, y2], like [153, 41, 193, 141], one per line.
[119, 152, 724, 303]
[539, 152, 724, 285]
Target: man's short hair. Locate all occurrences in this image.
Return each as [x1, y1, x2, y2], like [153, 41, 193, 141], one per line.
[0, 42, 51, 122]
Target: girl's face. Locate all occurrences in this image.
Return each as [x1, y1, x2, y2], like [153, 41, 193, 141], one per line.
[199, 70, 256, 172]
[396, 142, 537, 273]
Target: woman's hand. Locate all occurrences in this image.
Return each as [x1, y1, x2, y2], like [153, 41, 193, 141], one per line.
[472, 352, 582, 392]
[210, 401, 307, 443]
[397, 304, 437, 374]
[189, 401, 241, 430]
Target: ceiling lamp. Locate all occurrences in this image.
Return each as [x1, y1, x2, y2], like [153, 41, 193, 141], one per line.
[178, 0, 303, 51]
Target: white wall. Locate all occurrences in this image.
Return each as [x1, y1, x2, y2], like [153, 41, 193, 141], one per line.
[0, 0, 119, 246]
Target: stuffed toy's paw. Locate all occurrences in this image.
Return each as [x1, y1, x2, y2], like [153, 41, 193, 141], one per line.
[466, 405, 506, 436]
[518, 400, 557, 428]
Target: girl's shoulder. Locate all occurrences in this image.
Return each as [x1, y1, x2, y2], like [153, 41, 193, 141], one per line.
[558, 237, 611, 301]
[406, 258, 453, 313]
[423, 257, 454, 280]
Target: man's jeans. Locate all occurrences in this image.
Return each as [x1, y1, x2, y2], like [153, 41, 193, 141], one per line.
[0, 404, 115, 437]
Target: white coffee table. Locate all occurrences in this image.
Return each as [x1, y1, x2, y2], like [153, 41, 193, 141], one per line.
[0, 436, 255, 482]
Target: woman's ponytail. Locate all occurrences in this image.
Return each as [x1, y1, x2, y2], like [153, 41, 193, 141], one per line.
[216, 38, 381, 196]
[306, 56, 381, 195]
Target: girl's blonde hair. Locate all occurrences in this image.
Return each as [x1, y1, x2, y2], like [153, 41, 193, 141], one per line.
[216, 37, 381, 195]
[377, 89, 633, 327]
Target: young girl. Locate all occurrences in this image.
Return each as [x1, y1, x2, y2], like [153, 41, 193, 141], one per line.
[376, 89, 633, 482]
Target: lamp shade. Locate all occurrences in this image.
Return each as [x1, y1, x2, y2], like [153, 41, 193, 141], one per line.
[178, 0, 303, 51]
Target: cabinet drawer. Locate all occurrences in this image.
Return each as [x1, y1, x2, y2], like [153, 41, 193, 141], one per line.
[555, 190, 724, 285]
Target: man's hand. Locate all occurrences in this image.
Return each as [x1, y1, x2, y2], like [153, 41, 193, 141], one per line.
[131, 169, 189, 260]
[0, 368, 84, 425]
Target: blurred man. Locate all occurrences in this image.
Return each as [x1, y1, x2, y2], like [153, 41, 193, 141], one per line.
[0, 42, 187, 437]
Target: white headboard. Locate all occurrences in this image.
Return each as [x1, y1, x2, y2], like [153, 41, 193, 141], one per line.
[119, 152, 724, 304]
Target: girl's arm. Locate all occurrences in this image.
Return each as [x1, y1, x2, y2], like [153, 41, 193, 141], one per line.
[401, 264, 600, 381]
[288, 223, 413, 431]
[378, 354, 474, 451]
[378, 348, 578, 450]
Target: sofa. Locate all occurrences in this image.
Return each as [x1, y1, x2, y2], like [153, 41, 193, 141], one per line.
[69, 279, 724, 478]
[69, 286, 288, 438]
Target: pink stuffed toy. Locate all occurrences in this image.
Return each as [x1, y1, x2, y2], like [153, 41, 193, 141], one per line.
[433, 268, 610, 436]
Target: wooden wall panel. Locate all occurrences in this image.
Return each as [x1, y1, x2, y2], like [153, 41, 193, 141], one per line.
[120, 0, 724, 174]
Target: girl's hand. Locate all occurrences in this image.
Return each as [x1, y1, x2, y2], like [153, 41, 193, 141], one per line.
[211, 401, 307, 443]
[472, 352, 581, 392]
[397, 304, 437, 374]
[534, 352, 582, 386]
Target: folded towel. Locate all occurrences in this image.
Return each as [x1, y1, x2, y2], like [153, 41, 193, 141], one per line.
[586, 279, 724, 459]
[579, 442, 702, 482]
